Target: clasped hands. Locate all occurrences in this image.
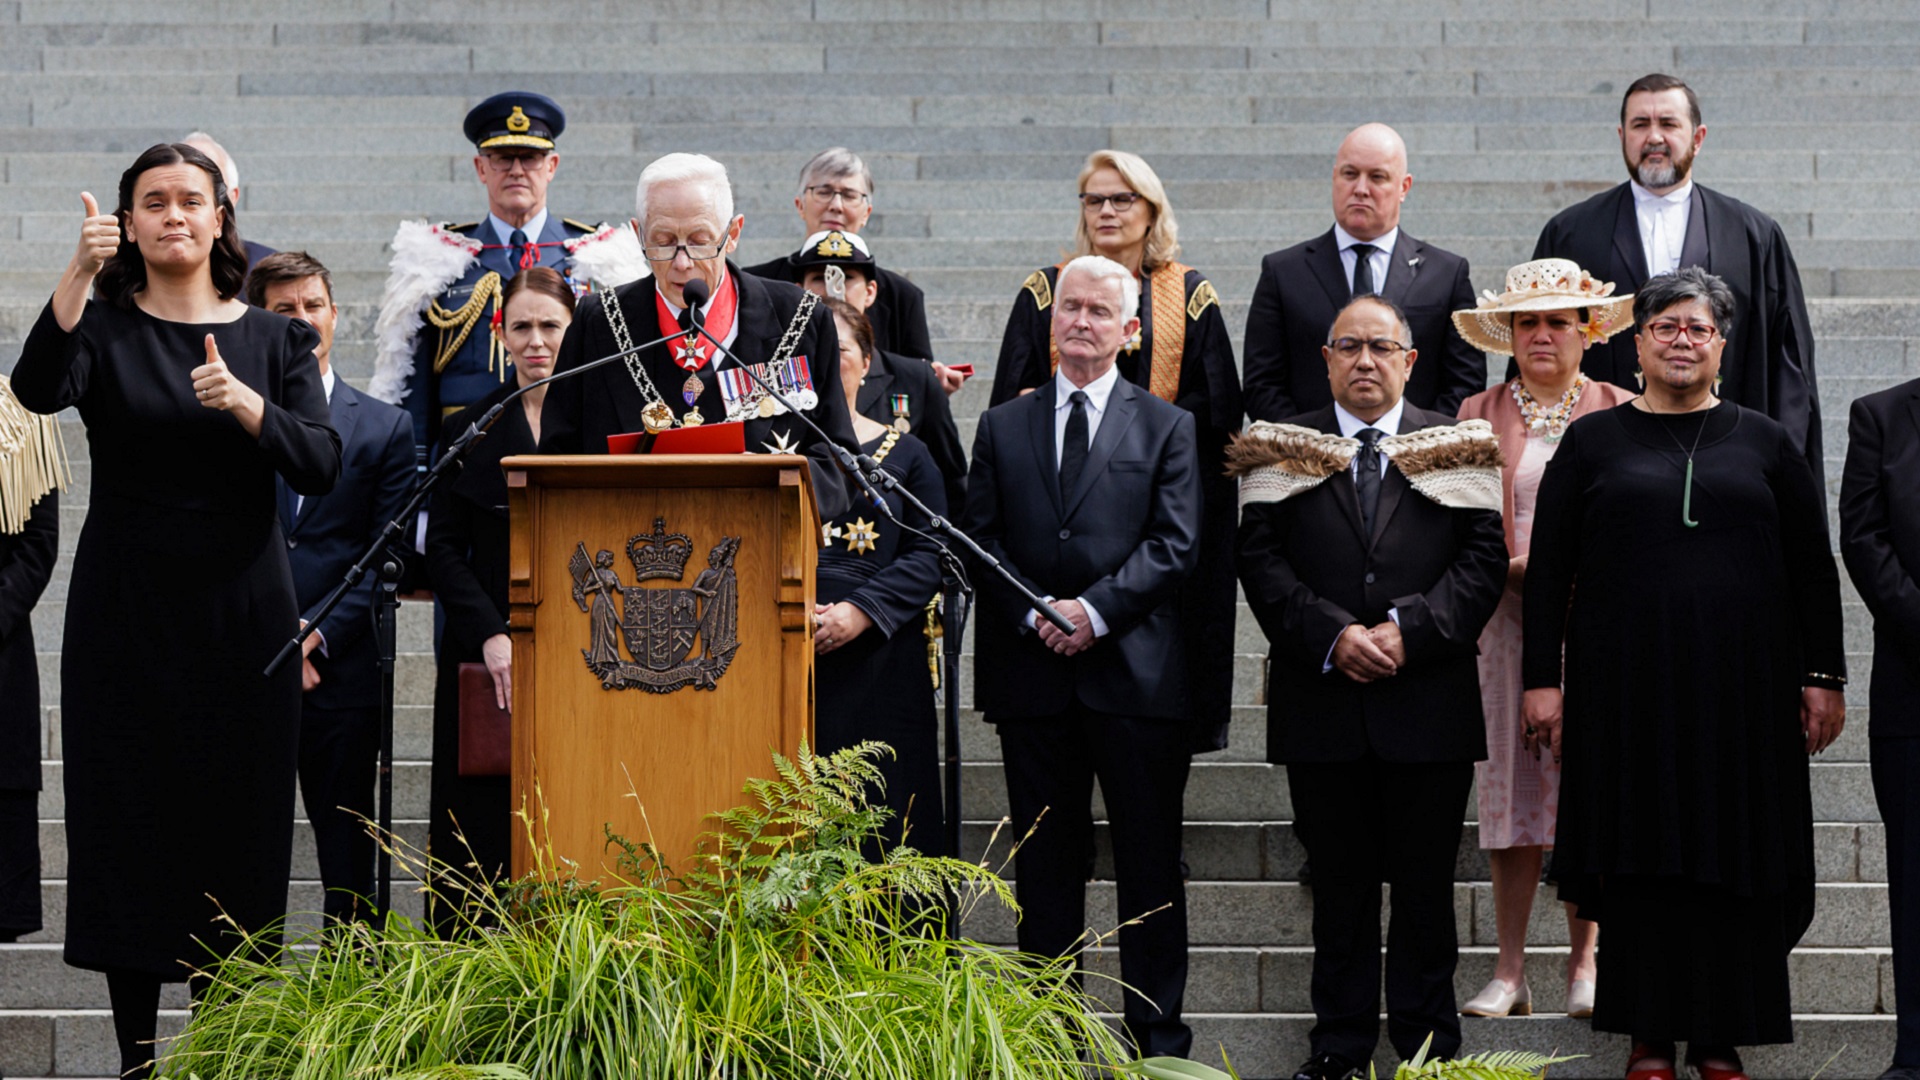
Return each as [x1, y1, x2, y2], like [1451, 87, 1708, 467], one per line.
[1037, 598, 1096, 656]
[1332, 621, 1404, 683]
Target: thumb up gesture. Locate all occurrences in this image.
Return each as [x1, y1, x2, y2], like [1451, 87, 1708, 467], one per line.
[74, 192, 119, 277]
[192, 334, 267, 437]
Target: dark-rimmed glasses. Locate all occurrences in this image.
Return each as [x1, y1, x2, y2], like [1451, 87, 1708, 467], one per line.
[804, 185, 870, 206]
[1643, 320, 1719, 345]
[1080, 192, 1143, 211]
[641, 239, 728, 262]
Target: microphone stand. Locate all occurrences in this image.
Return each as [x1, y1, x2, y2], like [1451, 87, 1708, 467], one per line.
[678, 305, 1069, 868]
[264, 323, 699, 917]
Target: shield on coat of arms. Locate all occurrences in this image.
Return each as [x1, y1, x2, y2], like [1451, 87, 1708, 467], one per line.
[622, 586, 700, 672]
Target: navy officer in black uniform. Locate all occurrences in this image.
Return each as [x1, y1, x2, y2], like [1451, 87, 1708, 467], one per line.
[369, 91, 644, 457]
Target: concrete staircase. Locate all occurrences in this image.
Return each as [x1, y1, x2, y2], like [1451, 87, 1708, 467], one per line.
[2, 1, 1917, 1076]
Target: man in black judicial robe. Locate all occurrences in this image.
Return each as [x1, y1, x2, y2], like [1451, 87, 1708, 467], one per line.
[1531, 73, 1823, 486]
[1840, 379, 1920, 1080]
[539, 154, 857, 521]
[0, 483, 56, 942]
[963, 255, 1202, 1059]
[1236, 296, 1506, 1080]
[1242, 123, 1485, 424]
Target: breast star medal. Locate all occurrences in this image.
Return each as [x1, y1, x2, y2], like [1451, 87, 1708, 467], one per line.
[844, 517, 879, 555]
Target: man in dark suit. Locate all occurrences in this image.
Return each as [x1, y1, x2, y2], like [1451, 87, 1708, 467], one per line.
[1840, 380, 1920, 1080]
[250, 252, 416, 926]
[742, 146, 953, 389]
[1532, 72, 1822, 486]
[788, 227, 967, 512]
[1235, 295, 1507, 1079]
[539, 152, 858, 521]
[963, 254, 1202, 1058]
[1242, 123, 1485, 423]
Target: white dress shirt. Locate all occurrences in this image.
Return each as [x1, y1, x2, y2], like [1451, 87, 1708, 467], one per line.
[1631, 179, 1693, 280]
[1323, 397, 1404, 671]
[1023, 365, 1124, 639]
[1334, 223, 1398, 294]
[488, 208, 549, 251]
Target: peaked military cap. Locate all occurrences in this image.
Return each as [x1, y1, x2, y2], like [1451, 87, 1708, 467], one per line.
[464, 91, 565, 151]
[788, 229, 877, 275]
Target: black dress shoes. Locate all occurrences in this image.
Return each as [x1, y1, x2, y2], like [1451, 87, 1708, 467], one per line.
[1877, 1067, 1920, 1080]
[1294, 1052, 1362, 1080]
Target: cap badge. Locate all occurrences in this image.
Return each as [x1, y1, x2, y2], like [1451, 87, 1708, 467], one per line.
[816, 231, 854, 258]
[506, 106, 531, 133]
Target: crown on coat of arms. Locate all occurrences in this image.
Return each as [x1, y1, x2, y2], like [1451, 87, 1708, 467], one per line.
[627, 517, 694, 581]
[506, 106, 531, 133]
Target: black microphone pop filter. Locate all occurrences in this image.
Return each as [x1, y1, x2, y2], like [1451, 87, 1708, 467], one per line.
[680, 278, 711, 308]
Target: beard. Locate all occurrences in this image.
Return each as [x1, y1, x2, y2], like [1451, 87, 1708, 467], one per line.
[1626, 138, 1694, 189]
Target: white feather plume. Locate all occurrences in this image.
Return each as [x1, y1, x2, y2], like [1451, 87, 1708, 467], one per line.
[565, 222, 650, 291]
[368, 221, 481, 405]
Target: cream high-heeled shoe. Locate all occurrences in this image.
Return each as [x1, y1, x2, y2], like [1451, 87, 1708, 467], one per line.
[1460, 977, 1533, 1017]
[1566, 978, 1596, 1018]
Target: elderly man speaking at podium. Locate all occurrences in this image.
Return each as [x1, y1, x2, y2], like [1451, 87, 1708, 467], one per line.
[538, 153, 858, 520]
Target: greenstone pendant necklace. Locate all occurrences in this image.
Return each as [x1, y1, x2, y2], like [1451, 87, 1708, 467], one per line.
[1648, 400, 1714, 528]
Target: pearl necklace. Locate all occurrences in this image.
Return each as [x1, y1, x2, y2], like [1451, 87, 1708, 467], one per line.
[1510, 374, 1588, 443]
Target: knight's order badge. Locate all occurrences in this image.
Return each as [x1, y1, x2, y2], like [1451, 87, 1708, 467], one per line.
[568, 517, 742, 693]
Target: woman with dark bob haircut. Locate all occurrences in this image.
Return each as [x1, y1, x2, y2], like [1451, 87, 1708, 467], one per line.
[12, 142, 341, 1079]
[1522, 266, 1845, 1080]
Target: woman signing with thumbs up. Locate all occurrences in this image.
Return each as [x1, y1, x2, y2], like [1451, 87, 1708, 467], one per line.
[11, 142, 340, 1080]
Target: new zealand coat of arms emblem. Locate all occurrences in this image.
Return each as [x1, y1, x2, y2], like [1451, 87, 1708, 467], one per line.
[568, 517, 742, 693]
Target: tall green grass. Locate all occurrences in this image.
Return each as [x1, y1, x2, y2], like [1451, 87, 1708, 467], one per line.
[162, 742, 1131, 1079]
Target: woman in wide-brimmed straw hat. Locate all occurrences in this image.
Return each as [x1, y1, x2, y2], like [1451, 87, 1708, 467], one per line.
[1452, 258, 1636, 1022]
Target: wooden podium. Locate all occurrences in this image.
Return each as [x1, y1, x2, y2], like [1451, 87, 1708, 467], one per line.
[500, 454, 818, 879]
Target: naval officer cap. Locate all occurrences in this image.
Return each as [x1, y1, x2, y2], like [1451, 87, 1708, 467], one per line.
[464, 91, 566, 151]
[789, 229, 878, 275]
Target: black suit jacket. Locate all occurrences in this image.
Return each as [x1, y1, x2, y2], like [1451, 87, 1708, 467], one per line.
[0, 492, 56, 791]
[1840, 379, 1920, 736]
[1532, 181, 1823, 486]
[1237, 404, 1507, 764]
[858, 349, 967, 512]
[278, 380, 416, 711]
[963, 376, 1201, 721]
[743, 255, 935, 362]
[538, 264, 859, 520]
[1241, 229, 1485, 423]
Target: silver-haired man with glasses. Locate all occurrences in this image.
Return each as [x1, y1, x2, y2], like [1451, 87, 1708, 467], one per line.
[538, 152, 859, 519]
[744, 147, 940, 380]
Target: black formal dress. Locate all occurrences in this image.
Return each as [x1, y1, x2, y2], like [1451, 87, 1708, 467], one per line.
[963, 372, 1202, 1057]
[990, 262, 1243, 750]
[816, 429, 946, 856]
[1524, 402, 1844, 1045]
[279, 379, 415, 924]
[423, 381, 532, 936]
[1235, 404, 1507, 1064]
[537, 263, 859, 522]
[858, 349, 967, 514]
[1241, 229, 1486, 424]
[0, 489, 57, 940]
[1532, 183, 1823, 487]
[1839, 379, 1920, 1067]
[743, 255, 935, 363]
[13, 300, 340, 977]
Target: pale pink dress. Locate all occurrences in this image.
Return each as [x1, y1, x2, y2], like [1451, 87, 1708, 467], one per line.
[1475, 435, 1561, 850]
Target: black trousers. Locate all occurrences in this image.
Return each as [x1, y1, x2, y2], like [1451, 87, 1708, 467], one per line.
[1876, 736, 1920, 1067]
[998, 702, 1192, 1058]
[1288, 758, 1473, 1063]
[298, 702, 381, 924]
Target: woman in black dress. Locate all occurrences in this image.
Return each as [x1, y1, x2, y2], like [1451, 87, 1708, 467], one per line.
[988, 149, 1241, 753]
[424, 266, 573, 934]
[1522, 268, 1847, 1080]
[12, 143, 340, 1080]
[813, 298, 948, 856]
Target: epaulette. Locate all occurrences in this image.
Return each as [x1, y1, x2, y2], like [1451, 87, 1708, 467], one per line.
[1022, 268, 1052, 311]
[447, 221, 481, 235]
[1187, 279, 1219, 321]
[561, 217, 597, 235]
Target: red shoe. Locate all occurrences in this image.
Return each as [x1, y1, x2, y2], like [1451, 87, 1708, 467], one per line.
[1685, 1050, 1749, 1080]
[1627, 1043, 1678, 1080]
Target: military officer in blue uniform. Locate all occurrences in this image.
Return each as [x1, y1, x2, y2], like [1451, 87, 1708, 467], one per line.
[370, 91, 644, 458]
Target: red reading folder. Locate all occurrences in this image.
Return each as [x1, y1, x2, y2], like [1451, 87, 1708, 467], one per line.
[607, 421, 747, 455]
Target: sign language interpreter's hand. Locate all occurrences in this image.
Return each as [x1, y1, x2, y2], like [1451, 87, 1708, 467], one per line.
[54, 191, 122, 332]
[191, 333, 267, 438]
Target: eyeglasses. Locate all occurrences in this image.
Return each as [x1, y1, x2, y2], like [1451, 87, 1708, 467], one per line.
[1328, 337, 1409, 360]
[481, 151, 549, 173]
[1080, 192, 1143, 211]
[804, 185, 870, 206]
[641, 239, 728, 262]
[1643, 320, 1719, 345]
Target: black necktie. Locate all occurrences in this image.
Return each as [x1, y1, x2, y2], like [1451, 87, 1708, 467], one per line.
[510, 227, 531, 269]
[1355, 427, 1382, 536]
[1350, 243, 1377, 297]
[1059, 390, 1090, 498]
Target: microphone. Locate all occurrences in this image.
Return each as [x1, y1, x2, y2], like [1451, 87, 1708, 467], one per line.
[680, 277, 710, 337]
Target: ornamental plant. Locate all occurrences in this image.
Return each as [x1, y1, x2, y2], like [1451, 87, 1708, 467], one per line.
[161, 742, 1131, 1079]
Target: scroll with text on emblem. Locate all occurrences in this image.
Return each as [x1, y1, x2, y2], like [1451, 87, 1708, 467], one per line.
[503, 454, 820, 879]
